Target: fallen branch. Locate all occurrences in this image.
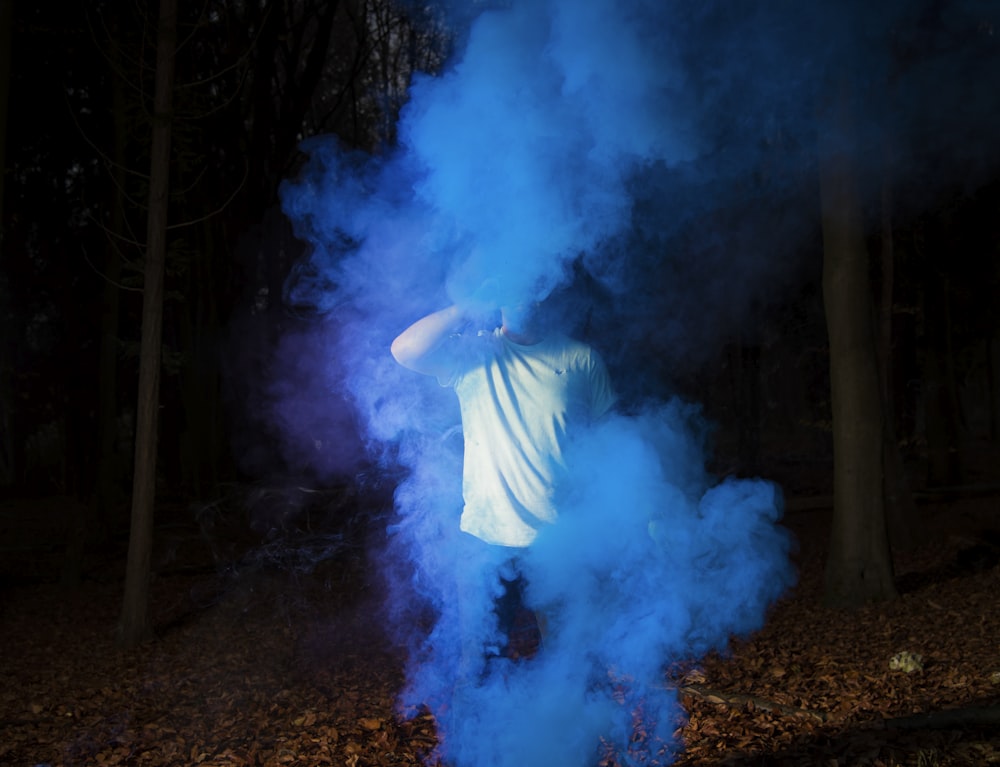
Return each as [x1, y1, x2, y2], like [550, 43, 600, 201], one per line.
[882, 705, 1000, 730]
[678, 683, 828, 723]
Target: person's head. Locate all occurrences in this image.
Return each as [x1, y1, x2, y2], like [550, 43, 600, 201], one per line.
[500, 302, 542, 344]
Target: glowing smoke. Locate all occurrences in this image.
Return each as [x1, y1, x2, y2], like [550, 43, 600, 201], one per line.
[272, 0, 1000, 764]
[397, 0, 698, 312]
[276, 2, 795, 765]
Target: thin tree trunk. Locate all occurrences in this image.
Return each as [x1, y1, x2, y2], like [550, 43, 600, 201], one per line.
[118, 0, 177, 649]
[990, 335, 1000, 444]
[96, 21, 127, 525]
[878, 158, 916, 551]
[728, 340, 761, 476]
[0, 0, 11, 229]
[65, 22, 130, 588]
[923, 264, 962, 487]
[819, 79, 897, 608]
[0, 0, 15, 488]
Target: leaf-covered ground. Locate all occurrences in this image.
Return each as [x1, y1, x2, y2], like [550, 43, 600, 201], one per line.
[1, 494, 998, 767]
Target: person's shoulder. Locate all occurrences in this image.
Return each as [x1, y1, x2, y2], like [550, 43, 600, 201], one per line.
[545, 331, 583, 347]
[557, 332, 598, 352]
[545, 333, 601, 363]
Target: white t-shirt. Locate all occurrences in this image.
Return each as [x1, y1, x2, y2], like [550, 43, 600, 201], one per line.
[441, 328, 616, 547]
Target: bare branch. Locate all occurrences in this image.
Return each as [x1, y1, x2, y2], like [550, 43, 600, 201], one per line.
[678, 683, 829, 723]
[79, 245, 143, 293]
[167, 160, 249, 231]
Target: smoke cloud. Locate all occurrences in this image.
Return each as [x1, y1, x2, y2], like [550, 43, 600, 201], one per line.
[270, 0, 1000, 764]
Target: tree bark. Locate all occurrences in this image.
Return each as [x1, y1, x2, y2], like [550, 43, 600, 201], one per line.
[922, 263, 962, 487]
[177, 219, 224, 498]
[63, 16, 132, 590]
[990, 335, 1000, 444]
[819, 79, 897, 607]
[95, 18, 128, 523]
[877, 157, 916, 551]
[118, 0, 177, 649]
[728, 340, 761, 475]
[0, 0, 10, 228]
[0, 0, 15, 489]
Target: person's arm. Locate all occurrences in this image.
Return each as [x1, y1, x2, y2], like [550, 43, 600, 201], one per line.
[390, 304, 468, 378]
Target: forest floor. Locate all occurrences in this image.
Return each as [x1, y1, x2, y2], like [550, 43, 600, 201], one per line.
[0, 489, 998, 767]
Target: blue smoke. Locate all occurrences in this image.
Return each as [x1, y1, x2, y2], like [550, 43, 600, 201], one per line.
[384, 398, 792, 767]
[396, 0, 698, 311]
[274, 1, 1000, 764]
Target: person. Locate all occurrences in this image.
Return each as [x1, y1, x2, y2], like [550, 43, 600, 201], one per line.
[390, 299, 616, 674]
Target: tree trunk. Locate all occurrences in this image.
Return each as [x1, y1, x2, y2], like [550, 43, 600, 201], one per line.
[0, 0, 15, 489]
[990, 334, 1000, 444]
[0, 0, 10, 226]
[819, 79, 897, 607]
[728, 340, 761, 475]
[178, 220, 223, 498]
[118, 0, 177, 649]
[65, 20, 130, 589]
[922, 264, 962, 487]
[878, 159, 916, 551]
[95, 18, 128, 525]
